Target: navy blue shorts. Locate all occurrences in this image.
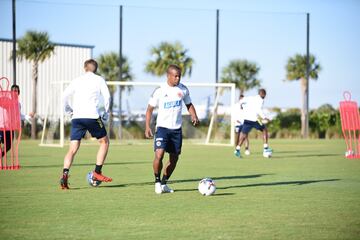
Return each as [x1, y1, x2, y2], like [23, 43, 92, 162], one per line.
[241, 120, 265, 134]
[70, 118, 107, 141]
[154, 127, 182, 154]
[235, 124, 243, 133]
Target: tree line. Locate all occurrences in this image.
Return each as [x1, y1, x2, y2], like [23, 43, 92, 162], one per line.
[14, 30, 323, 139]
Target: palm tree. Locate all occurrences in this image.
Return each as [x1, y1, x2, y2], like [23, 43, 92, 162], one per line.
[285, 53, 321, 138]
[97, 52, 133, 139]
[221, 59, 261, 98]
[145, 41, 193, 77]
[16, 31, 55, 139]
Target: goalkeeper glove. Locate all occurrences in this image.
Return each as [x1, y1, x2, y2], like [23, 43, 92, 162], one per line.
[64, 105, 73, 115]
[101, 112, 109, 121]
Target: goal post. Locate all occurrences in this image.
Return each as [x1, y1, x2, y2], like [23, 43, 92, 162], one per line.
[107, 81, 236, 146]
[39, 81, 236, 147]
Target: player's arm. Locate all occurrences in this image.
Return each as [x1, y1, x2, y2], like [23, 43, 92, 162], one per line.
[145, 87, 160, 138]
[145, 105, 154, 138]
[62, 81, 75, 115]
[257, 100, 270, 123]
[183, 87, 199, 126]
[100, 78, 111, 120]
[186, 103, 199, 126]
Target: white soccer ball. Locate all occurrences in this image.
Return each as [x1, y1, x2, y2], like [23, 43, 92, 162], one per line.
[87, 172, 102, 187]
[198, 178, 216, 196]
[263, 151, 272, 158]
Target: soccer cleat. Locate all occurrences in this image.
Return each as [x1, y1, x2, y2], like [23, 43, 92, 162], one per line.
[244, 149, 250, 155]
[234, 149, 241, 158]
[60, 174, 69, 190]
[92, 171, 112, 182]
[155, 182, 162, 194]
[161, 184, 174, 193]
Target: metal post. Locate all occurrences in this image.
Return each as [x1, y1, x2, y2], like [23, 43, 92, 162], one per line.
[12, 0, 16, 85]
[215, 9, 219, 84]
[118, 5, 123, 140]
[305, 13, 310, 138]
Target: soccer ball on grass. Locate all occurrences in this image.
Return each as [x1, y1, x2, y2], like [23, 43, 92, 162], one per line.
[87, 172, 102, 187]
[198, 178, 216, 196]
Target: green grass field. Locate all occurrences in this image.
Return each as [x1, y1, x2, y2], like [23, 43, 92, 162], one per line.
[0, 139, 359, 240]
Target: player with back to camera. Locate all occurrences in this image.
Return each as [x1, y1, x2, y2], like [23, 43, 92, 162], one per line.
[0, 85, 33, 158]
[236, 88, 272, 158]
[233, 94, 250, 157]
[145, 64, 200, 194]
[60, 59, 112, 189]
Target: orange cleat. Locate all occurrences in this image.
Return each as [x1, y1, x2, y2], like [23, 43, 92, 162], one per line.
[92, 171, 112, 182]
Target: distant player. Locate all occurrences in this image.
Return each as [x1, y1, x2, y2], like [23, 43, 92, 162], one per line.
[233, 94, 250, 157]
[237, 89, 272, 158]
[60, 59, 112, 189]
[145, 64, 199, 194]
[0, 85, 32, 158]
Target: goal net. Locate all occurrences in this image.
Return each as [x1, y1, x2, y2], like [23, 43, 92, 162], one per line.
[39, 81, 236, 147]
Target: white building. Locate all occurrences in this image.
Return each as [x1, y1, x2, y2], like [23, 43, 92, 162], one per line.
[0, 38, 94, 117]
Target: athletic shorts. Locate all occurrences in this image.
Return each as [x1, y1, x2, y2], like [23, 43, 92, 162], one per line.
[154, 127, 182, 154]
[70, 118, 107, 141]
[241, 120, 265, 134]
[235, 124, 243, 133]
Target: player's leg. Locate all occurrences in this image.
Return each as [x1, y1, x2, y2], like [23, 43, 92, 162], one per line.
[60, 119, 85, 189]
[254, 123, 272, 157]
[160, 128, 182, 193]
[234, 126, 241, 157]
[61, 140, 80, 189]
[244, 136, 250, 155]
[92, 136, 112, 182]
[160, 153, 178, 193]
[87, 118, 112, 182]
[63, 140, 81, 169]
[235, 121, 252, 158]
[153, 127, 167, 194]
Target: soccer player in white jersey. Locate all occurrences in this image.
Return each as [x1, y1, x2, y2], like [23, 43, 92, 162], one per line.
[145, 64, 199, 194]
[237, 89, 272, 158]
[233, 94, 250, 157]
[60, 59, 112, 189]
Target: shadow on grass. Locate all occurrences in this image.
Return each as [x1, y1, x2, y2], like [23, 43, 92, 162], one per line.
[102, 174, 272, 189]
[218, 178, 340, 190]
[175, 178, 340, 193]
[274, 153, 341, 159]
[22, 161, 149, 169]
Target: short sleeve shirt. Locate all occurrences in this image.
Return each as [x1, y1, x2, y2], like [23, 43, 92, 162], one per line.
[148, 82, 191, 129]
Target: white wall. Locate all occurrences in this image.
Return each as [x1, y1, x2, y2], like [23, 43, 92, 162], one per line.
[0, 39, 93, 117]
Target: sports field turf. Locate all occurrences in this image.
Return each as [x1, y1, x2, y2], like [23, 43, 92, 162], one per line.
[0, 139, 359, 240]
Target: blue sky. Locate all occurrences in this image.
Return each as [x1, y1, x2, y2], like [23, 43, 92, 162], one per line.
[1, 0, 359, 109]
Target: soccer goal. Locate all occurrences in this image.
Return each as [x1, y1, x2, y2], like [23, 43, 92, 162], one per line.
[39, 81, 236, 147]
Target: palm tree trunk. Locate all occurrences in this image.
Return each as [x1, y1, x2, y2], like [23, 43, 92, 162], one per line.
[31, 60, 38, 139]
[300, 77, 309, 138]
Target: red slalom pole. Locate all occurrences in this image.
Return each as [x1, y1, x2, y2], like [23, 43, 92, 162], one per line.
[339, 91, 360, 159]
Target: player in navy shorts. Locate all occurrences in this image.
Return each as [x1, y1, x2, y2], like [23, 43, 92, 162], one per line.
[60, 59, 112, 189]
[145, 64, 199, 194]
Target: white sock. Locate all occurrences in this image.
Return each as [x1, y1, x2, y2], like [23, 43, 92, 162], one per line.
[236, 145, 240, 150]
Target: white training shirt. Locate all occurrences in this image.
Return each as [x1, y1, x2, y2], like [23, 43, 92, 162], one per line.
[63, 72, 110, 119]
[148, 82, 192, 129]
[240, 94, 266, 122]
